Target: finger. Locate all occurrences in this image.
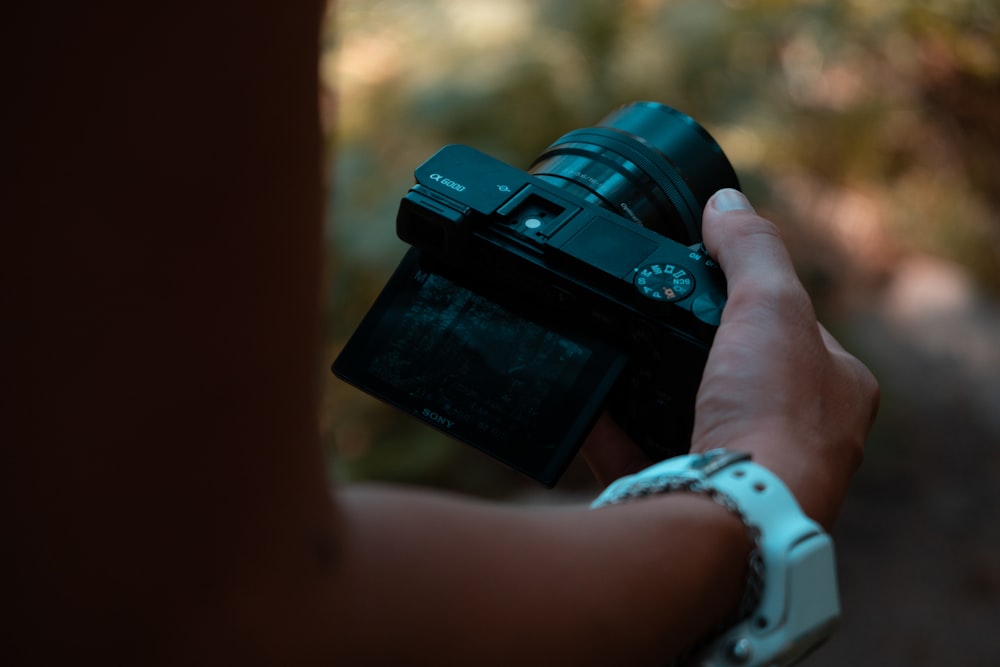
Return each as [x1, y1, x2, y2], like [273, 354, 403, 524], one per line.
[701, 189, 799, 295]
[580, 412, 653, 488]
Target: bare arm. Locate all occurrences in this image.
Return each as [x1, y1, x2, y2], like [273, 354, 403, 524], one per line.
[328, 484, 749, 666]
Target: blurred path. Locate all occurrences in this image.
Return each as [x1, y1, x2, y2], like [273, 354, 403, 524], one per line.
[817, 256, 1000, 666]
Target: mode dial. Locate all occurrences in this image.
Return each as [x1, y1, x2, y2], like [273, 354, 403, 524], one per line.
[633, 262, 695, 302]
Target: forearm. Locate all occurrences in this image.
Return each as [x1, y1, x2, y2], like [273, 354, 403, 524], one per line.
[329, 483, 752, 666]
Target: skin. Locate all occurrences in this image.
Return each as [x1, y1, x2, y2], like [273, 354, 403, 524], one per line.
[7, 4, 878, 665]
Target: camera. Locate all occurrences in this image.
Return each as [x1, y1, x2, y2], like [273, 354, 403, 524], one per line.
[333, 102, 739, 486]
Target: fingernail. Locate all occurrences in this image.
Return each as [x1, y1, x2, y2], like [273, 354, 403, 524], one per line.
[711, 188, 755, 213]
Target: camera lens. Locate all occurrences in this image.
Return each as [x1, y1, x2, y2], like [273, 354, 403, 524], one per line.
[528, 101, 739, 244]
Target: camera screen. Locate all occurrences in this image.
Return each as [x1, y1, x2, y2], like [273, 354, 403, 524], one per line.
[333, 249, 627, 485]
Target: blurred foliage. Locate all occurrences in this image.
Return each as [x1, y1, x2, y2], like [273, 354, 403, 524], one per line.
[320, 0, 1000, 493]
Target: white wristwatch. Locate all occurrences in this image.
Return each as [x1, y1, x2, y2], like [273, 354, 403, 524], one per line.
[591, 450, 840, 667]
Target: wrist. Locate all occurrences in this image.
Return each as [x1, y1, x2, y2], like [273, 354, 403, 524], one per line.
[592, 450, 841, 666]
[583, 490, 755, 663]
[692, 434, 851, 530]
[594, 452, 765, 622]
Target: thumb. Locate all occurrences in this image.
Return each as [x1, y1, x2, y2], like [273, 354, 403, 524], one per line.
[701, 189, 798, 293]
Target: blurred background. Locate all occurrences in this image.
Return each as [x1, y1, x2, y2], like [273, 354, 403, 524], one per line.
[320, 1, 999, 663]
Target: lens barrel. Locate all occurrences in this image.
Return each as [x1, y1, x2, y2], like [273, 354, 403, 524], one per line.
[528, 101, 738, 244]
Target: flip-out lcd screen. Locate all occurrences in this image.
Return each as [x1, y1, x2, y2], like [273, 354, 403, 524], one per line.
[333, 249, 627, 485]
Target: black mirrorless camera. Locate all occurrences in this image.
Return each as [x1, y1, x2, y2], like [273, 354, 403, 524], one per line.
[333, 102, 739, 486]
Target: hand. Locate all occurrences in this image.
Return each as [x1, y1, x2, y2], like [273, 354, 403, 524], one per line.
[692, 188, 878, 528]
[584, 189, 879, 529]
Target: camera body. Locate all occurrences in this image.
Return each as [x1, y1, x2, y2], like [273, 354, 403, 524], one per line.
[333, 102, 738, 486]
